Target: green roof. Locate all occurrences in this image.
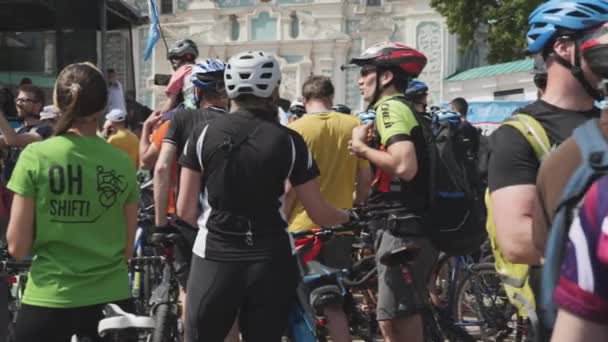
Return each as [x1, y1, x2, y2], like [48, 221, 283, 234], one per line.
[0, 71, 56, 89]
[447, 59, 533, 81]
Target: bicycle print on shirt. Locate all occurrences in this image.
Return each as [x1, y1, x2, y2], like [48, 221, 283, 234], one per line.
[48, 164, 129, 223]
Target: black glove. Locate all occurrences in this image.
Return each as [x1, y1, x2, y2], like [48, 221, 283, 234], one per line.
[344, 207, 363, 223]
[152, 224, 179, 235]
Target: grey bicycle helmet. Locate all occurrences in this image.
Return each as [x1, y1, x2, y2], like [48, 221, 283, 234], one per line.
[167, 39, 199, 61]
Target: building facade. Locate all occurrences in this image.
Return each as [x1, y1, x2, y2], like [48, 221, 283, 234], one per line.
[443, 59, 537, 102]
[127, 0, 464, 111]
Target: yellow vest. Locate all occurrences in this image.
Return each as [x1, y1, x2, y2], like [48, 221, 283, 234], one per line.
[486, 114, 551, 318]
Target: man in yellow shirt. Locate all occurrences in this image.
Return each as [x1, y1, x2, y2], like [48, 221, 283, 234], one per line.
[105, 109, 139, 168]
[287, 75, 372, 342]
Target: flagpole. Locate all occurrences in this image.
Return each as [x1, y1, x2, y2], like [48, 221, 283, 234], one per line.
[157, 20, 169, 56]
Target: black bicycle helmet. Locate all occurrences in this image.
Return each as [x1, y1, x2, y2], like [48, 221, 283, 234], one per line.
[289, 98, 306, 118]
[332, 104, 351, 114]
[167, 39, 199, 61]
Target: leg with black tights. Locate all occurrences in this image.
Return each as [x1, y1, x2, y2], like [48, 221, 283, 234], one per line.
[185, 255, 244, 342]
[15, 299, 134, 342]
[239, 256, 298, 342]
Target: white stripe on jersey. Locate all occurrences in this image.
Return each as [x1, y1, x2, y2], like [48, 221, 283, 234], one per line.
[192, 188, 212, 258]
[195, 125, 209, 170]
[569, 215, 595, 293]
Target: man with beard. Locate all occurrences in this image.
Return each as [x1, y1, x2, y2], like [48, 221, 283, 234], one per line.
[0, 84, 53, 181]
[0, 84, 52, 238]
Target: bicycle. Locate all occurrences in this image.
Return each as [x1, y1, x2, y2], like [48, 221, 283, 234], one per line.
[1, 252, 31, 342]
[133, 220, 196, 342]
[289, 224, 379, 342]
[130, 177, 162, 316]
[453, 262, 533, 342]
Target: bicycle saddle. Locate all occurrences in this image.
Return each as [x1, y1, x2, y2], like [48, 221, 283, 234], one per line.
[379, 245, 421, 266]
[98, 304, 154, 337]
[150, 232, 183, 246]
[305, 260, 342, 277]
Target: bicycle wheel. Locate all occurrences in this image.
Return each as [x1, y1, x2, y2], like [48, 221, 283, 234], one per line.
[151, 303, 179, 342]
[429, 253, 454, 308]
[454, 263, 527, 342]
[347, 255, 379, 342]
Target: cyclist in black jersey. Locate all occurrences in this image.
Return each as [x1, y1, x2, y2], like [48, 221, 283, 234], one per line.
[177, 51, 357, 342]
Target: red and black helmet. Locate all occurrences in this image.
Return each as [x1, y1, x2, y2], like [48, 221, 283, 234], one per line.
[350, 42, 427, 77]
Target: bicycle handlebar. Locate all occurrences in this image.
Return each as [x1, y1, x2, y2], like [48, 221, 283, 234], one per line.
[291, 222, 367, 240]
[0, 260, 31, 273]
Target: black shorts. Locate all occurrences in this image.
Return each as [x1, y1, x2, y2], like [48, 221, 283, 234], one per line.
[15, 298, 134, 342]
[185, 254, 298, 342]
[372, 218, 438, 321]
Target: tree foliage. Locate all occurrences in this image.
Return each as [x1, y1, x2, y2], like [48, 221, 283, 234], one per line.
[430, 0, 544, 64]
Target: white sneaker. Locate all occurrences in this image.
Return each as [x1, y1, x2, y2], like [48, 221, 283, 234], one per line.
[98, 303, 155, 337]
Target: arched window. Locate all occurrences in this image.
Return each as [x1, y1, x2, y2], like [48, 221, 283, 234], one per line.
[289, 12, 299, 39]
[252, 12, 277, 41]
[230, 14, 240, 41]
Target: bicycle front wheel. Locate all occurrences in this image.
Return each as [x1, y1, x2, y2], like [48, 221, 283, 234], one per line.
[151, 303, 179, 342]
[454, 263, 527, 342]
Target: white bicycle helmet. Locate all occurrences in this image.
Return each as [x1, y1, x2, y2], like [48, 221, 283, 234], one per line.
[224, 51, 281, 99]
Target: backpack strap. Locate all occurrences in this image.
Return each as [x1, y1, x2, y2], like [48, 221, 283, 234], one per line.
[541, 119, 608, 329]
[502, 114, 551, 161]
[204, 112, 260, 166]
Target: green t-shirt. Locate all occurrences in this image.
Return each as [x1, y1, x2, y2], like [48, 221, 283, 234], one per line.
[373, 93, 419, 145]
[369, 93, 429, 210]
[7, 135, 138, 308]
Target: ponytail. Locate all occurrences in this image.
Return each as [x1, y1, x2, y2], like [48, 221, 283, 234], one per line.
[54, 83, 81, 135]
[53, 62, 107, 136]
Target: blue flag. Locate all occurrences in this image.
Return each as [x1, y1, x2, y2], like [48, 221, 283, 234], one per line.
[143, 0, 160, 61]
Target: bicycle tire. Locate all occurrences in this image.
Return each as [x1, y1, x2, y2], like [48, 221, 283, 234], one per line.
[454, 263, 526, 342]
[151, 303, 178, 342]
[422, 306, 446, 342]
[347, 255, 379, 342]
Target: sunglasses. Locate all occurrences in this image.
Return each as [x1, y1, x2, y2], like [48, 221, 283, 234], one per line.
[360, 66, 378, 77]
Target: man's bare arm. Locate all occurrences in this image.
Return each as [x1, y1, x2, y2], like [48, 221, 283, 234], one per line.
[491, 185, 543, 264]
[154, 143, 177, 226]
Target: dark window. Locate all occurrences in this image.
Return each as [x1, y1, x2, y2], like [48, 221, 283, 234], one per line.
[366, 0, 381, 6]
[230, 15, 240, 41]
[160, 0, 173, 14]
[289, 12, 299, 39]
[494, 88, 524, 100]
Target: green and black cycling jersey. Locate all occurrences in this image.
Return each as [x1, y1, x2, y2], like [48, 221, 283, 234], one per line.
[369, 94, 429, 213]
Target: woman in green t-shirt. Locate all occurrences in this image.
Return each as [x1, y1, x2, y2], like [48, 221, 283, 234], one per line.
[6, 62, 138, 342]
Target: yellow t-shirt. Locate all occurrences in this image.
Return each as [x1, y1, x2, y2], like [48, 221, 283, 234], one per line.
[107, 128, 139, 168]
[288, 111, 370, 232]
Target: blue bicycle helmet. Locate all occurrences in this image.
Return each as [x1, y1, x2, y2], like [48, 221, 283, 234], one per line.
[405, 80, 428, 97]
[192, 58, 226, 89]
[527, 0, 608, 54]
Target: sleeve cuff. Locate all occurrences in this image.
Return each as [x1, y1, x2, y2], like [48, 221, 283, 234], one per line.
[6, 184, 34, 198]
[384, 134, 411, 148]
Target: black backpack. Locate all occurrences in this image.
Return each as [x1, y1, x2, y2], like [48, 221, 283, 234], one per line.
[411, 105, 487, 256]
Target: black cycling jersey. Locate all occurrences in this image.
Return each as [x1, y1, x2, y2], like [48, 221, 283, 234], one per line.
[163, 106, 225, 152]
[488, 100, 599, 192]
[180, 109, 319, 262]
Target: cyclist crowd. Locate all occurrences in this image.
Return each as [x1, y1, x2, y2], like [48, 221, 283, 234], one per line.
[2, 0, 608, 341]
